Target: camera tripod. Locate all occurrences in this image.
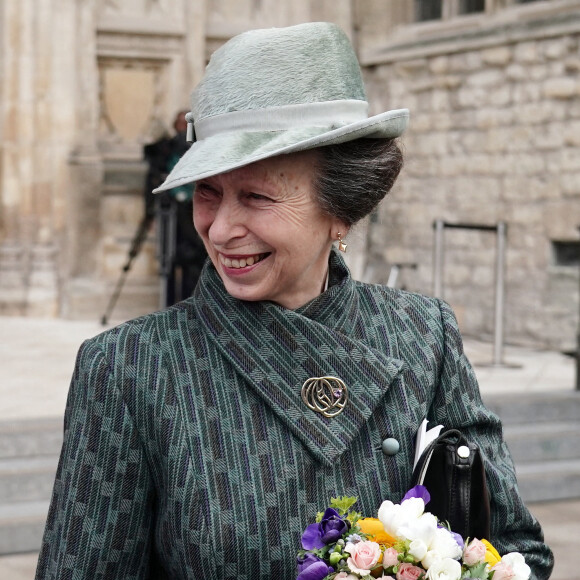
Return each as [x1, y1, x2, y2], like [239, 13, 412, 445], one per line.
[101, 192, 177, 325]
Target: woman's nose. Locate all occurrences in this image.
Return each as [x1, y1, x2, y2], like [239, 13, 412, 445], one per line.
[208, 196, 245, 245]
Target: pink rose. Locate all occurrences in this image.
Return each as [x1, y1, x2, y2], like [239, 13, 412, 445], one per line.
[463, 538, 487, 566]
[382, 547, 399, 568]
[491, 561, 516, 580]
[396, 562, 423, 580]
[346, 540, 382, 575]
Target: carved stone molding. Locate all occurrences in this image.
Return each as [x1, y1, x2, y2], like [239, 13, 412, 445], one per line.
[98, 57, 168, 157]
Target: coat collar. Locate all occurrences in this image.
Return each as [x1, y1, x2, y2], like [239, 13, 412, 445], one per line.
[193, 250, 404, 466]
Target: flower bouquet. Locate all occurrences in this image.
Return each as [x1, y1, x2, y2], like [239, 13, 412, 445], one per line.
[296, 486, 530, 580]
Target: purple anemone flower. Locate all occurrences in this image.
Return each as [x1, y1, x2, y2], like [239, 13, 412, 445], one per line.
[403, 485, 431, 505]
[296, 553, 334, 580]
[301, 508, 349, 550]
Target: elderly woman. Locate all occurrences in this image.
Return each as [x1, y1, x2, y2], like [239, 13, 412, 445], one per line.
[36, 22, 552, 580]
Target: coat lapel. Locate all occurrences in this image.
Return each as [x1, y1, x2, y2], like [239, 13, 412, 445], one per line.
[193, 251, 404, 467]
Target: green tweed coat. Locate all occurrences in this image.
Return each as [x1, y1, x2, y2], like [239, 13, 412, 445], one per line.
[36, 251, 553, 579]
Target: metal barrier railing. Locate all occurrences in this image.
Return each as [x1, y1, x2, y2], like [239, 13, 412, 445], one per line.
[432, 220, 513, 368]
[387, 262, 417, 289]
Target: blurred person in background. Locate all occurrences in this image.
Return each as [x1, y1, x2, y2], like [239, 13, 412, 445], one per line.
[144, 110, 207, 305]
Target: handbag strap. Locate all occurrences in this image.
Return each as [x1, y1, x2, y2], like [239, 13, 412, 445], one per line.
[413, 429, 470, 485]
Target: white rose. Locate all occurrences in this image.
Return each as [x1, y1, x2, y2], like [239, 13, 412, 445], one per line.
[426, 557, 462, 580]
[422, 550, 442, 570]
[501, 553, 531, 580]
[428, 527, 463, 560]
[378, 497, 425, 537]
[408, 539, 428, 561]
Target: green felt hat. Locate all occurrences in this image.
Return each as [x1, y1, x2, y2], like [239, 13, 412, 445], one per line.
[154, 22, 409, 192]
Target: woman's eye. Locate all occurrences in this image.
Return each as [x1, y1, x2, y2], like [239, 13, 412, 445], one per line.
[247, 192, 271, 201]
[196, 184, 219, 198]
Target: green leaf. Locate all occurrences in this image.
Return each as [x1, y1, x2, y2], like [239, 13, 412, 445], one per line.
[463, 561, 491, 579]
[329, 496, 359, 515]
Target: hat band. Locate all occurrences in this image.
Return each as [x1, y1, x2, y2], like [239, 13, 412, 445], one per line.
[192, 99, 369, 141]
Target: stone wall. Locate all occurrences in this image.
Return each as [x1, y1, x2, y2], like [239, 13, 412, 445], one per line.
[359, 2, 580, 350]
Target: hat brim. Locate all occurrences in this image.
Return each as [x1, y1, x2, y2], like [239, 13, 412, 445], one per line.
[153, 108, 409, 192]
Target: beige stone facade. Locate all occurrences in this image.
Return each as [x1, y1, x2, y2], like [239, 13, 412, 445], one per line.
[357, 0, 580, 351]
[0, 0, 578, 351]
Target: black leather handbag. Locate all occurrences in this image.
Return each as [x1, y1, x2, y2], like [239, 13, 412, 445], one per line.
[411, 429, 491, 540]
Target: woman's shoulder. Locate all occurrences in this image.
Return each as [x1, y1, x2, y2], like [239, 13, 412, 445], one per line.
[353, 281, 461, 346]
[354, 280, 442, 318]
[83, 298, 200, 353]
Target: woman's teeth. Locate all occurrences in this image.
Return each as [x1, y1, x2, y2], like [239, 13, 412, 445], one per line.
[220, 253, 266, 269]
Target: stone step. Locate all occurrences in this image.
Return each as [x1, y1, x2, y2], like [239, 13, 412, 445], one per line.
[515, 459, 580, 503]
[0, 418, 62, 459]
[0, 501, 49, 555]
[503, 421, 580, 463]
[0, 457, 57, 504]
[484, 391, 580, 425]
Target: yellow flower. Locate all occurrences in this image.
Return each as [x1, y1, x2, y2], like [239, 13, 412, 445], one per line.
[481, 539, 501, 566]
[358, 518, 396, 547]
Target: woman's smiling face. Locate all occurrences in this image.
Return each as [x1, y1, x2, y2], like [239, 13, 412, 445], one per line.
[193, 151, 345, 309]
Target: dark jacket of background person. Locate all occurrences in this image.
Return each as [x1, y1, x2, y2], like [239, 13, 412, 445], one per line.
[143, 119, 207, 305]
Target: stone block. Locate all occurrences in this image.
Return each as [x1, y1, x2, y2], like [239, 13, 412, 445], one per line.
[492, 85, 512, 107]
[564, 57, 580, 72]
[475, 108, 514, 129]
[467, 69, 504, 88]
[448, 51, 482, 73]
[560, 173, 580, 196]
[429, 55, 449, 75]
[512, 82, 541, 104]
[455, 86, 488, 109]
[413, 132, 449, 156]
[527, 64, 550, 82]
[545, 206, 580, 240]
[407, 113, 432, 132]
[485, 127, 518, 153]
[436, 155, 469, 177]
[564, 121, 580, 146]
[435, 75, 462, 90]
[409, 78, 435, 93]
[532, 123, 566, 151]
[513, 102, 560, 125]
[505, 63, 528, 81]
[431, 112, 454, 131]
[498, 153, 545, 176]
[546, 148, 580, 173]
[543, 39, 569, 60]
[482, 46, 512, 67]
[404, 155, 440, 177]
[548, 60, 566, 77]
[514, 42, 541, 64]
[431, 89, 450, 112]
[543, 77, 577, 99]
[460, 130, 485, 152]
[568, 99, 580, 119]
[393, 58, 428, 77]
[502, 178, 548, 204]
[445, 264, 471, 286]
[446, 131, 463, 154]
